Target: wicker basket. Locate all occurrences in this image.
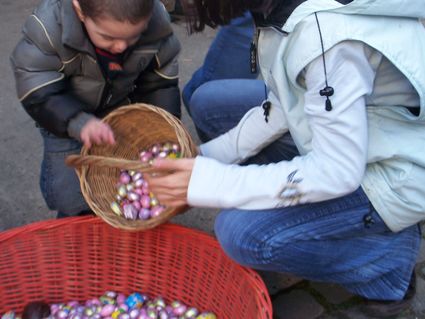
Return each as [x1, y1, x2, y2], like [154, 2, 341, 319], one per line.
[66, 103, 198, 231]
[0, 217, 273, 319]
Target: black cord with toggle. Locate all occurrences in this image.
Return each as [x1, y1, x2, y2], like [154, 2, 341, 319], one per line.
[262, 84, 271, 122]
[314, 12, 334, 112]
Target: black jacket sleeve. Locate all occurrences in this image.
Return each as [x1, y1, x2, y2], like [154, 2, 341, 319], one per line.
[21, 81, 89, 137]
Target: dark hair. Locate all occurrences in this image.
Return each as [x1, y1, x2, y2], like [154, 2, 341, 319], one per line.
[78, 0, 154, 24]
[181, 0, 269, 32]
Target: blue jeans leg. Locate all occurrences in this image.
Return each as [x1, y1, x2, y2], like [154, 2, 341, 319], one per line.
[214, 188, 421, 300]
[189, 79, 265, 141]
[182, 11, 257, 110]
[39, 128, 89, 217]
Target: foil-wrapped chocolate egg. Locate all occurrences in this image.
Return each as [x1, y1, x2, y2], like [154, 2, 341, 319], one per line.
[110, 202, 122, 216]
[138, 208, 151, 220]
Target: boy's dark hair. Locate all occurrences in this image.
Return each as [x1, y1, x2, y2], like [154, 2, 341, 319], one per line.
[78, 0, 154, 23]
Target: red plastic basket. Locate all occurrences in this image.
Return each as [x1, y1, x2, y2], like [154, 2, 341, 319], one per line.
[0, 217, 272, 319]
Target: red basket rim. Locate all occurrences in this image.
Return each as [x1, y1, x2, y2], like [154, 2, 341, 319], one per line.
[0, 217, 273, 318]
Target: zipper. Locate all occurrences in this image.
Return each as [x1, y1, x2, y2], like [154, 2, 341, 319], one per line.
[99, 76, 112, 109]
[250, 28, 260, 74]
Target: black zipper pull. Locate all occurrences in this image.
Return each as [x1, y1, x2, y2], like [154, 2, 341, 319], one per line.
[262, 100, 271, 123]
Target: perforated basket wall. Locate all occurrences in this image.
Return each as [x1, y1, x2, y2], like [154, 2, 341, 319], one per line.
[76, 103, 197, 231]
[0, 217, 272, 319]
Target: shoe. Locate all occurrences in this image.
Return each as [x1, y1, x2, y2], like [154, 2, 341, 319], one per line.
[361, 272, 416, 318]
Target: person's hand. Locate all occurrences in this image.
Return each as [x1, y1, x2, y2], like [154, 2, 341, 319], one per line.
[145, 158, 195, 207]
[80, 118, 115, 149]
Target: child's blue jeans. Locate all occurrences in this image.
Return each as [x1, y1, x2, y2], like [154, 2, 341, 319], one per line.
[188, 78, 421, 301]
[39, 128, 89, 217]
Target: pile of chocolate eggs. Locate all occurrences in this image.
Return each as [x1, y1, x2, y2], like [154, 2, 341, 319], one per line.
[110, 142, 181, 221]
[1, 291, 217, 319]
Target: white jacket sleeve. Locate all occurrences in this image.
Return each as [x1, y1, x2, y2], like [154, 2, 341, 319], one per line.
[188, 41, 375, 209]
[199, 90, 289, 163]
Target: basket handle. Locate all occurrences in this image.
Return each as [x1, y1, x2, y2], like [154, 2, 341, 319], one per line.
[66, 154, 158, 173]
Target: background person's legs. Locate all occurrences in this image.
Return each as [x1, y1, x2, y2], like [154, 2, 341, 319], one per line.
[183, 11, 257, 112]
[188, 79, 265, 142]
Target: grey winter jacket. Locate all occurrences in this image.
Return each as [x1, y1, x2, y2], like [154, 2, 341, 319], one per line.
[10, 0, 181, 138]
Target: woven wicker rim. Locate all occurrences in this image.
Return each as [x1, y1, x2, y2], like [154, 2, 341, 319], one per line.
[75, 103, 197, 231]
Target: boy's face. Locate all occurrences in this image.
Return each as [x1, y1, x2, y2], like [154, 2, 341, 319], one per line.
[72, 0, 150, 54]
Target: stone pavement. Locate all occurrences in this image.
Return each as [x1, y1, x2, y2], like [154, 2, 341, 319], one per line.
[0, 2, 424, 318]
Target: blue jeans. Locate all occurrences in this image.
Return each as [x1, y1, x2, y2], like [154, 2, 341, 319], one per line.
[189, 78, 421, 301]
[183, 12, 258, 141]
[215, 191, 420, 301]
[39, 128, 89, 217]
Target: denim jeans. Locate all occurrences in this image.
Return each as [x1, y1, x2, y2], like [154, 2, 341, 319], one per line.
[39, 128, 89, 217]
[189, 78, 265, 142]
[183, 12, 258, 123]
[215, 190, 421, 301]
[189, 78, 421, 301]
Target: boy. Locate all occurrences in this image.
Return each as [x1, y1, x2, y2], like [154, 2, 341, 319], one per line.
[10, 0, 181, 218]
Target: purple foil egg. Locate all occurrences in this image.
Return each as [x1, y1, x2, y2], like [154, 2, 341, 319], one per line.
[119, 172, 131, 184]
[138, 208, 151, 220]
[132, 172, 143, 181]
[50, 305, 60, 315]
[105, 291, 117, 299]
[127, 192, 140, 202]
[172, 144, 180, 152]
[129, 309, 140, 319]
[56, 310, 69, 319]
[123, 204, 138, 220]
[157, 151, 168, 158]
[134, 179, 144, 188]
[150, 144, 161, 155]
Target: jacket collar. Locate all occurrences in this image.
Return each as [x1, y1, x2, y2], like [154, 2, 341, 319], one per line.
[251, 0, 353, 33]
[254, 0, 424, 34]
[252, 0, 307, 31]
[61, 0, 94, 56]
[60, 0, 173, 56]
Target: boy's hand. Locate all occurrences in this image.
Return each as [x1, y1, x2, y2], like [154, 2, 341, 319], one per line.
[80, 118, 116, 149]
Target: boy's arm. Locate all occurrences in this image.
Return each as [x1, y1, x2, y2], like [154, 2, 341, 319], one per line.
[130, 33, 181, 118]
[10, 19, 93, 139]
